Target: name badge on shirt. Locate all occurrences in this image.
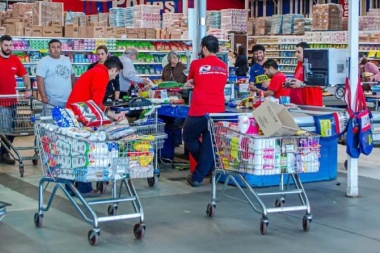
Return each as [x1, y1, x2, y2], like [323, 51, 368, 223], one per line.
[255, 74, 270, 84]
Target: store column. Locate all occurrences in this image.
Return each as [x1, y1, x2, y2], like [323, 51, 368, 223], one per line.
[346, 0, 359, 197]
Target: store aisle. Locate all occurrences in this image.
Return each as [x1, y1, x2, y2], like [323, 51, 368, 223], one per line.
[1, 137, 380, 252]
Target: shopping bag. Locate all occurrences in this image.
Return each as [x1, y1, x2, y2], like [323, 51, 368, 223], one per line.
[344, 77, 374, 157]
[313, 111, 349, 140]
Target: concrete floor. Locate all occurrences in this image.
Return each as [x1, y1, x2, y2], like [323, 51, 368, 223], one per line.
[1, 136, 380, 253]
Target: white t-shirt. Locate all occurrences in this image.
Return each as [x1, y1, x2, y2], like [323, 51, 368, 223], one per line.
[36, 55, 74, 106]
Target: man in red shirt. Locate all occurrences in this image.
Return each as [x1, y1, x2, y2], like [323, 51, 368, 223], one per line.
[66, 56, 125, 120]
[183, 35, 228, 187]
[250, 59, 290, 98]
[288, 42, 323, 106]
[0, 35, 32, 164]
[65, 56, 125, 197]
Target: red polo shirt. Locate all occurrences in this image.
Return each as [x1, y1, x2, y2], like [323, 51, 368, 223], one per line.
[187, 55, 228, 116]
[66, 64, 109, 110]
[0, 55, 27, 105]
[290, 61, 323, 106]
[268, 71, 290, 98]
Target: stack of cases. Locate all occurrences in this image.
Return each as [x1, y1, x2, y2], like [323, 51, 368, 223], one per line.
[220, 9, 248, 32]
[133, 5, 161, 28]
[270, 15, 283, 35]
[124, 7, 134, 28]
[109, 7, 126, 27]
[312, 3, 343, 31]
[0, 2, 5, 11]
[359, 8, 380, 31]
[282, 14, 304, 34]
[163, 13, 184, 29]
[255, 17, 271, 35]
[65, 12, 85, 25]
[293, 18, 312, 35]
[206, 11, 221, 29]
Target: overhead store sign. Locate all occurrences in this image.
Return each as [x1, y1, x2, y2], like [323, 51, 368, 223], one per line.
[340, 0, 349, 17]
[113, 0, 181, 13]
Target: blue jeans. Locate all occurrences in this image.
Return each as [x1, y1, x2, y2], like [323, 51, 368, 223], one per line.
[183, 116, 214, 183]
[66, 182, 93, 194]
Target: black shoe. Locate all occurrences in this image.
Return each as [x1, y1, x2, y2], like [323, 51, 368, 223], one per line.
[0, 153, 15, 165]
[186, 174, 201, 187]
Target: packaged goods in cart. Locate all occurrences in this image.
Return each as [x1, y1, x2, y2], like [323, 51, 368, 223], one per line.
[69, 100, 112, 127]
[238, 114, 259, 135]
[52, 107, 81, 128]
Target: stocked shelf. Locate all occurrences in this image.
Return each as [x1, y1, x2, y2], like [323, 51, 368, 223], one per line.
[14, 37, 192, 78]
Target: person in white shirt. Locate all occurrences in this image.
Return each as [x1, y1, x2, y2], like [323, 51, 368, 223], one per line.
[36, 39, 76, 114]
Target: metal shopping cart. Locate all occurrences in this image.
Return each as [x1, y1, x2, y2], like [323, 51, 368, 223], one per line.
[111, 103, 167, 187]
[0, 201, 12, 222]
[33, 120, 163, 245]
[206, 113, 321, 235]
[0, 94, 43, 176]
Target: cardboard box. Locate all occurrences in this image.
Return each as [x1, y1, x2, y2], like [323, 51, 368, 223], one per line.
[104, 27, 114, 38]
[0, 26, 6, 35]
[42, 26, 54, 37]
[252, 101, 300, 137]
[31, 25, 42, 36]
[50, 20, 62, 27]
[52, 26, 62, 37]
[14, 22, 24, 36]
[24, 27, 32, 37]
[87, 26, 104, 38]
[114, 27, 126, 38]
[3, 24, 15, 36]
[79, 26, 87, 38]
[65, 24, 79, 37]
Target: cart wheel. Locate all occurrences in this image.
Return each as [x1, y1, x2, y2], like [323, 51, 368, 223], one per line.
[87, 230, 99, 246]
[19, 164, 24, 178]
[96, 181, 108, 194]
[133, 223, 145, 240]
[206, 203, 215, 217]
[32, 159, 38, 166]
[107, 205, 118, 216]
[344, 160, 348, 170]
[260, 218, 269, 235]
[34, 213, 43, 228]
[275, 199, 285, 207]
[302, 215, 311, 232]
[147, 176, 157, 187]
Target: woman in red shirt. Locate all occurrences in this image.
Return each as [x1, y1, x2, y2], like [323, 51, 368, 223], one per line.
[288, 42, 323, 106]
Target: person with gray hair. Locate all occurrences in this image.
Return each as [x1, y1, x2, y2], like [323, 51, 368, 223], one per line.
[161, 51, 187, 83]
[119, 48, 150, 98]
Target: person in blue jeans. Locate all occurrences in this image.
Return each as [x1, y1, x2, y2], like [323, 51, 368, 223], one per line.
[183, 35, 228, 187]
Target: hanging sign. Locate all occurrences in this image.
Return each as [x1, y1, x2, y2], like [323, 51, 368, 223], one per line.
[340, 0, 349, 17]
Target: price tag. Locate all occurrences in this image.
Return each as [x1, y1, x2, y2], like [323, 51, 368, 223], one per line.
[255, 74, 270, 84]
[39, 49, 48, 54]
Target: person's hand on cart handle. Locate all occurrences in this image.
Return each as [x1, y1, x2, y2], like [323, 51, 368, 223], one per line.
[24, 90, 32, 98]
[107, 110, 126, 121]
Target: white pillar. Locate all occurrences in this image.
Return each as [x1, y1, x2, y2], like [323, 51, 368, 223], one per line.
[290, 0, 294, 13]
[263, 0, 267, 17]
[183, 0, 188, 16]
[309, 0, 313, 18]
[346, 0, 360, 198]
[300, 0, 303, 15]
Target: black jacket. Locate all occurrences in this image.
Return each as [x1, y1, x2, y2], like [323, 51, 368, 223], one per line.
[235, 55, 248, 76]
[88, 62, 120, 101]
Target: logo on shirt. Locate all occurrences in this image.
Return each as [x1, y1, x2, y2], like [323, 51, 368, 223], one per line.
[12, 67, 17, 71]
[199, 65, 212, 73]
[55, 64, 71, 79]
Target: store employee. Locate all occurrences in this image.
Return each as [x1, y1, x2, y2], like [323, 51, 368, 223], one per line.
[287, 42, 323, 106]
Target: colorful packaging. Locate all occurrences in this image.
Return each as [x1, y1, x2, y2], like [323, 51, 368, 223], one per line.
[70, 100, 112, 127]
[52, 106, 81, 128]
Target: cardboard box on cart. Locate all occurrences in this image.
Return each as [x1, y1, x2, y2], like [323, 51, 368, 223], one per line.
[252, 101, 300, 136]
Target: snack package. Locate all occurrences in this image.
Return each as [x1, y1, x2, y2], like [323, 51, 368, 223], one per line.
[52, 106, 81, 128]
[69, 100, 112, 127]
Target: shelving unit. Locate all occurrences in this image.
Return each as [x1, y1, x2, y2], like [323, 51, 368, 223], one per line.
[12, 36, 193, 79]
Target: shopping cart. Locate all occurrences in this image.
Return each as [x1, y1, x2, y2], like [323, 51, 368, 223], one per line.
[111, 104, 167, 187]
[33, 119, 162, 245]
[0, 94, 43, 176]
[206, 113, 321, 235]
[0, 201, 12, 222]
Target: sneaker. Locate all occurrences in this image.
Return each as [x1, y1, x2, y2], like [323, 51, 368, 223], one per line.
[186, 174, 201, 187]
[0, 153, 15, 165]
